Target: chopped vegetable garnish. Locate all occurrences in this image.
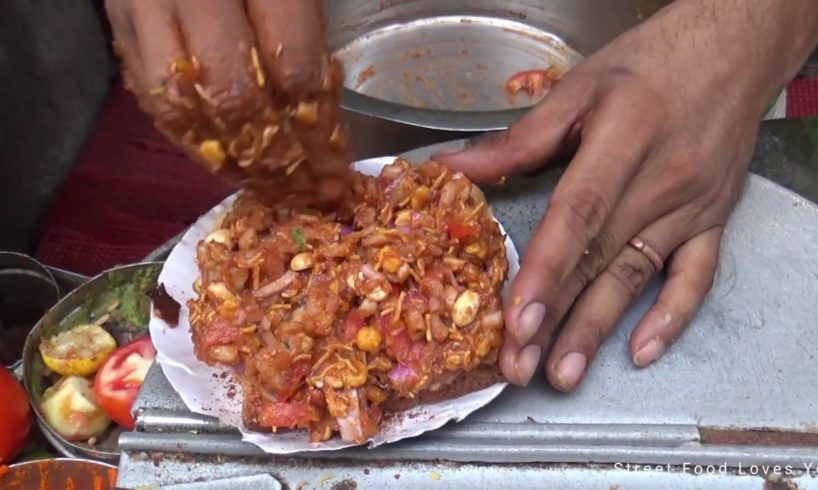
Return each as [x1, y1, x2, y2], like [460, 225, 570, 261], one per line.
[291, 227, 308, 251]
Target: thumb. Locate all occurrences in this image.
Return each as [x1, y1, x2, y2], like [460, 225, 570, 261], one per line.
[433, 79, 590, 183]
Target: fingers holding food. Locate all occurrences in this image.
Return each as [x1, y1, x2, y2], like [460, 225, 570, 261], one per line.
[104, 0, 144, 93]
[107, 0, 204, 135]
[247, 0, 352, 200]
[247, 0, 327, 95]
[105, 0, 352, 205]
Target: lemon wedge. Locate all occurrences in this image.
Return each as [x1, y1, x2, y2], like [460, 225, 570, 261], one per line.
[39, 324, 117, 377]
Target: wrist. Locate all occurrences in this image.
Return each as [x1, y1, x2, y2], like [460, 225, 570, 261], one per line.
[681, 0, 818, 94]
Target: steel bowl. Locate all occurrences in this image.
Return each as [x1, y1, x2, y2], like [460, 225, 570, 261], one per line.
[0, 252, 61, 370]
[21, 262, 162, 462]
[325, 0, 672, 157]
[0, 458, 117, 489]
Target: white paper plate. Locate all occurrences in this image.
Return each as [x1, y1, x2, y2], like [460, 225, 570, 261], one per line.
[149, 157, 521, 454]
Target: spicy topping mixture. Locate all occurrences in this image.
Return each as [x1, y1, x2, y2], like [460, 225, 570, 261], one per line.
[189, 159, 508, 443]
[139, 50, 351, 207]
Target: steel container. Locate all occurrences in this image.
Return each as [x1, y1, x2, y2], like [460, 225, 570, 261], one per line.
[21, 262, 162, 462]
[325, 0, 672, 157]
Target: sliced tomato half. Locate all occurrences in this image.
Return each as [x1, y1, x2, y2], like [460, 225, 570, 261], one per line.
[93, 336, 156, 429]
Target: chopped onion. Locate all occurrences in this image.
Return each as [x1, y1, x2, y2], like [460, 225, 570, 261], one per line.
[397, 263, 412, 283]
[253, 270, 297, 298]
[381, 165, 403, 179]
[361, 234, 390, 247]
[481, 310, 504, 329]
[361, 264, 384, 281]
[396, 225, 411, 235]
[234, 309, 247, 326]
[340, 224, 353, 237]
[358, 299, 378, 317]
[336, 389, 364, 442]
[388, 364, 417, 385]
[440, 181, 457, 206]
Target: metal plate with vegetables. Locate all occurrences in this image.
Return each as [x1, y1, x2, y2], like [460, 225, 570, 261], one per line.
[22, 262, 162, 461]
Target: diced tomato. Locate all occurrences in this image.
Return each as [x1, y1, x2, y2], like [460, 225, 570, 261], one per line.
[506, 68, 561, 97]
[277, 360, 312, 402]
[385, 328, 412, 364]
[93, 336, 156, 429]
[446, 219, 479, 241]
[258, 400, 319, 429]
[424, 266, 447, 282]
[265, 350, 293, 371]
[202, 317, 240, 347]
[343, 311, 366, 341]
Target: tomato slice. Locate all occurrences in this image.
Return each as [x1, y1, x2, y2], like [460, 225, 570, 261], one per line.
[258, 399, 319, 429]
[201, 317, 240, 347]
[446, 219, 479, 241]
[93, 336, 156, 429]
[277, 360, 312, 402]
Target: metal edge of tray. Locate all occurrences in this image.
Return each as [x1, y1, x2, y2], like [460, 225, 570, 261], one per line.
[45, 265, 91, 293]
[117, 428, 818, 469]
[143, 229, 187, 263]
[117, 447, 817, 490]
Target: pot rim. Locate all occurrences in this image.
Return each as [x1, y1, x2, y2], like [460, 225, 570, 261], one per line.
[341, 88, 526, 132]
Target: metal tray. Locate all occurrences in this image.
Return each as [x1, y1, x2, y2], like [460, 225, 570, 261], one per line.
[22, 262, 163, 462]
[118, 137, 818, 488]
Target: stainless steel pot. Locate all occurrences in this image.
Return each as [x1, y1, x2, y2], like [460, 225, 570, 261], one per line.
[325, 0, 672, 157]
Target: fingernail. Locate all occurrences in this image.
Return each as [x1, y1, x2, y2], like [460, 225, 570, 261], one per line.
[633, 338, 666, 368]
[515, 302, 546, 345]
[514, 345, 542, 386]
[556, 352, 587, 389]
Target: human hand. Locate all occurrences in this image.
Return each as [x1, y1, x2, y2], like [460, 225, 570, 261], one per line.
[105, 0, 350, 204]
[436, 0, 818, 390]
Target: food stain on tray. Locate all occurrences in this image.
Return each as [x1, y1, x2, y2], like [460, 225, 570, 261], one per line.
[355, 66, 376, 89]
